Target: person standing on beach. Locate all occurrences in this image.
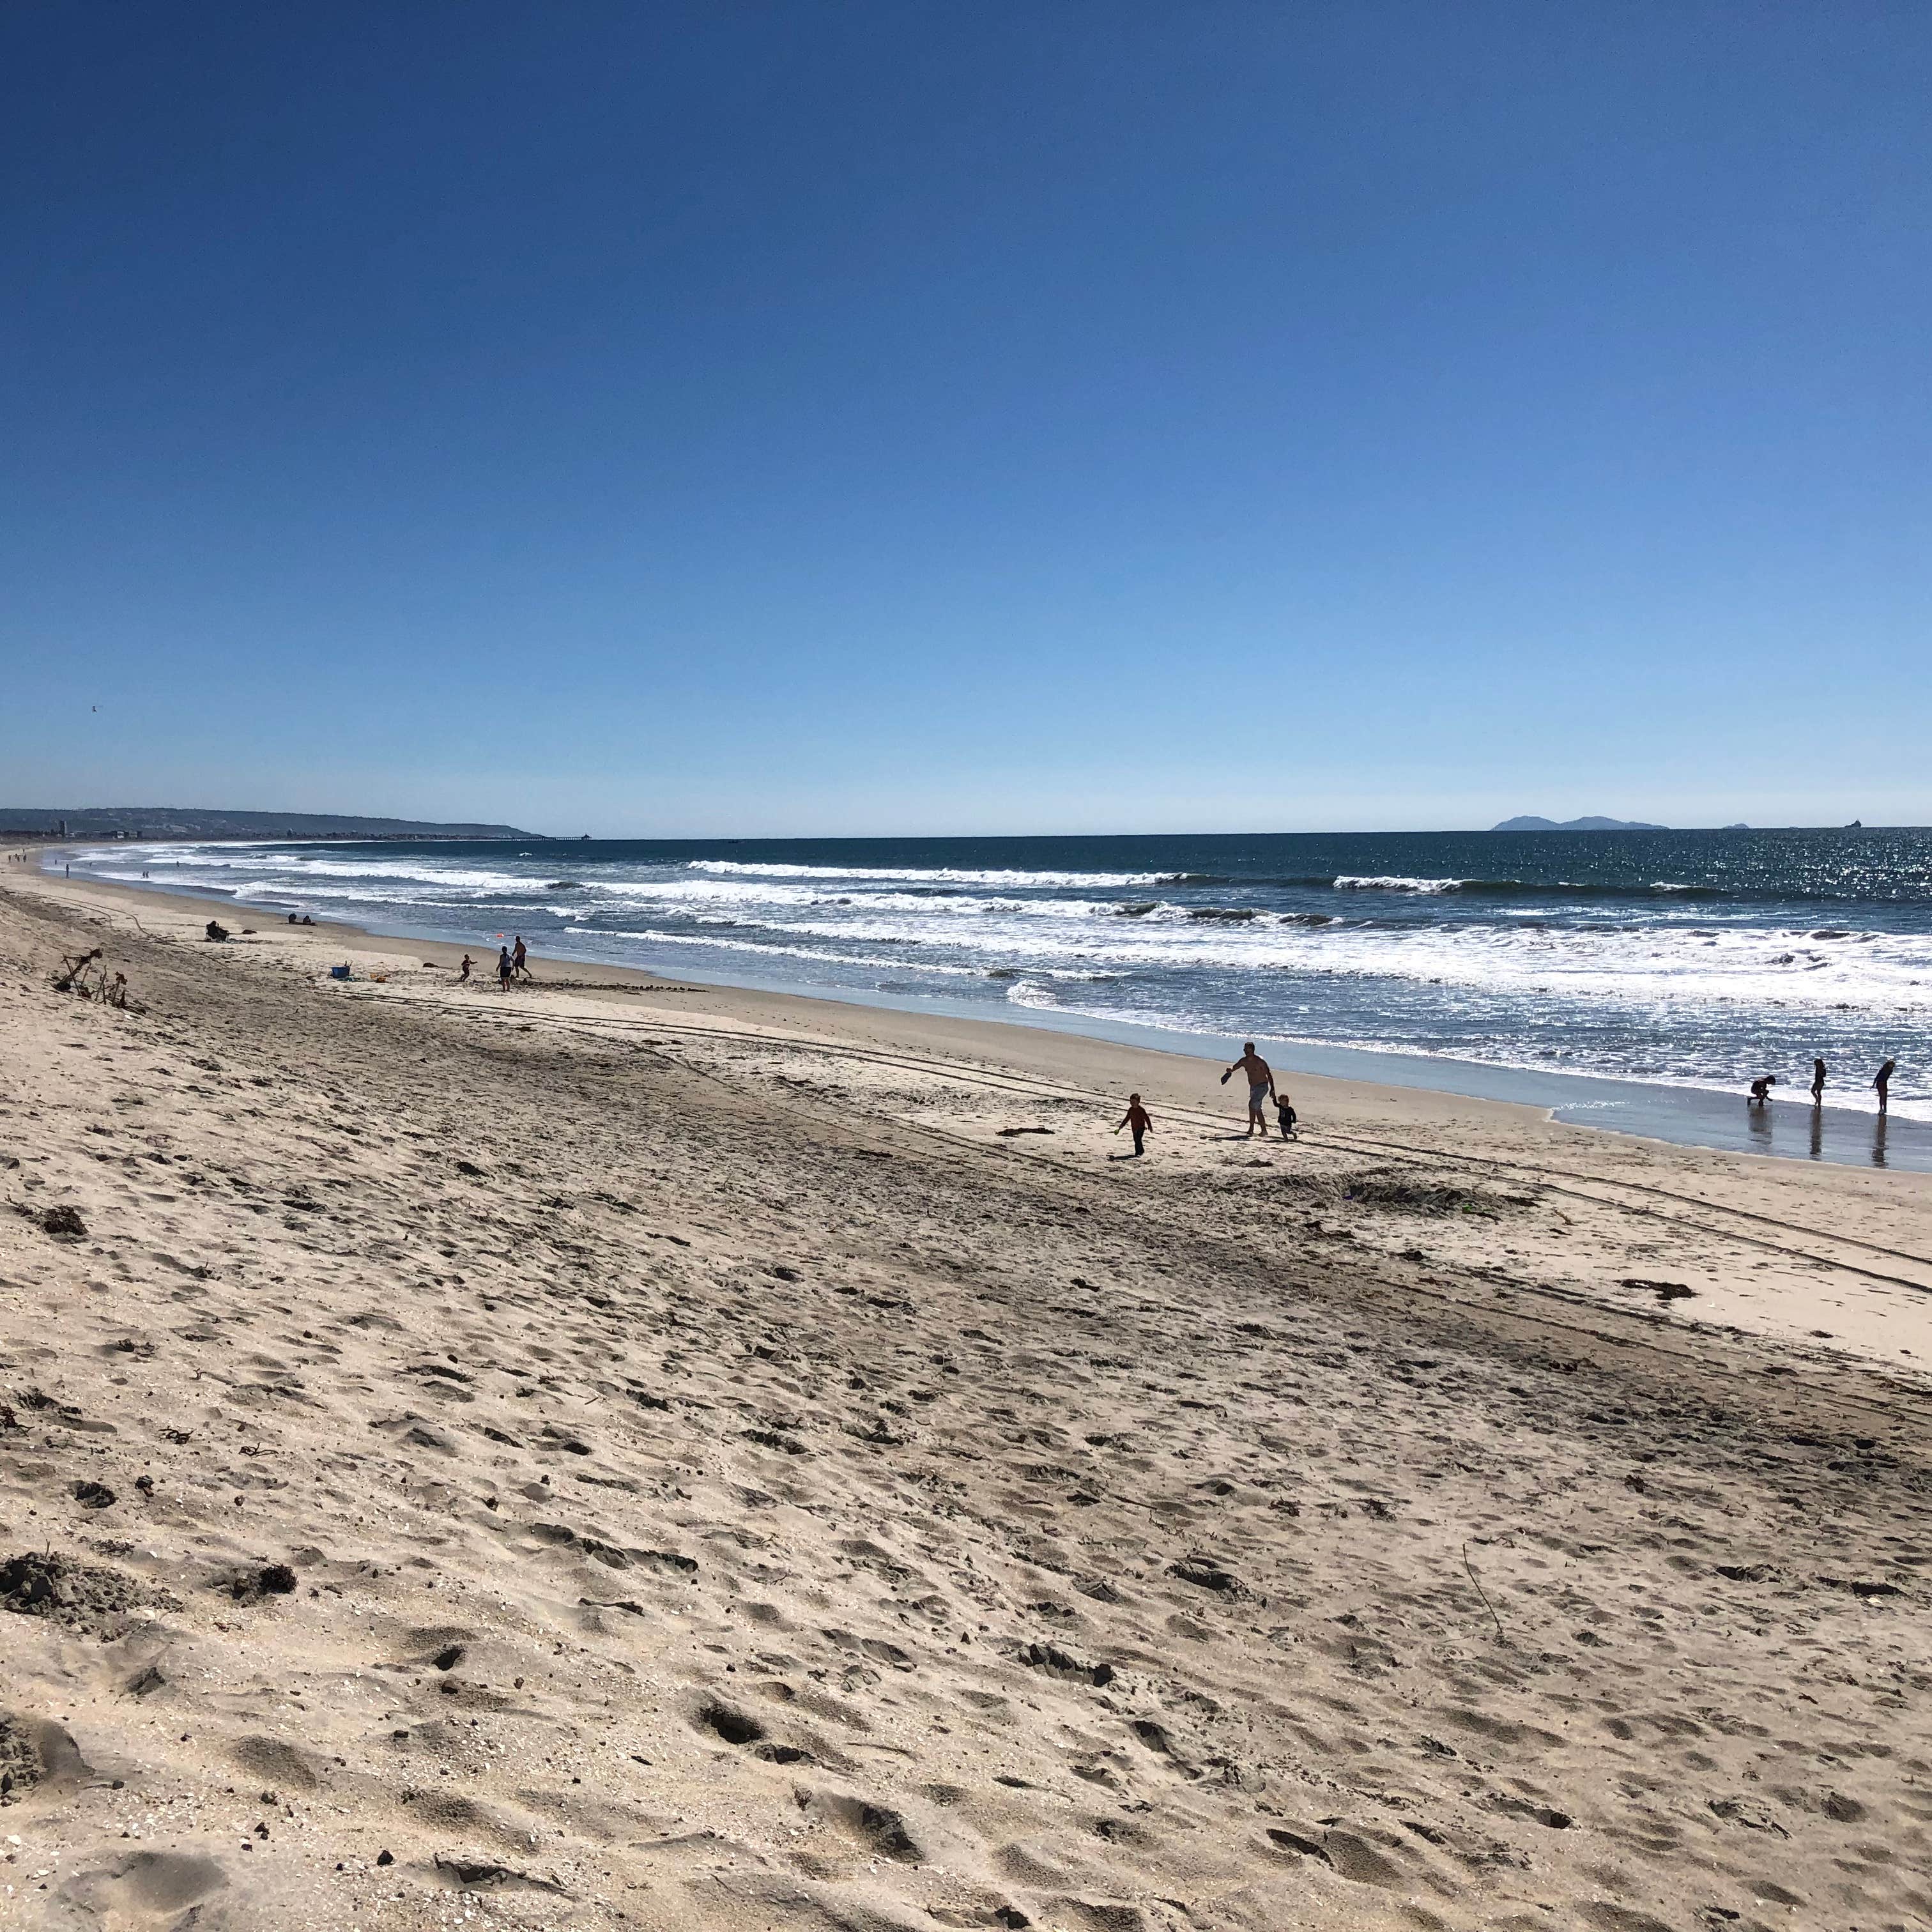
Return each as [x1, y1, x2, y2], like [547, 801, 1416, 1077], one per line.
[1875, 1057, 1896, 1113]
[496, 946, 513, 989]
[512, 935, 530, 980]
[458, 953, 473, 983]
[1114, 1093, 1153, 1156]
[1221, 1042, 1275, 1137]
[1811, 1057, 1827, 1103]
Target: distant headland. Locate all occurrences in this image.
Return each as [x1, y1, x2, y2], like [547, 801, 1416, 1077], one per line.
[1492, 815, 1670, 832]
[0, 807, 537, 841]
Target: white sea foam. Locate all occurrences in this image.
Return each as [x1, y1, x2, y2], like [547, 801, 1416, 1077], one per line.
[730, 909, 1932, 1012]
[99, 852, 535, 894]
[688, 859, 1184, 887]
[70, 837, 1932, 1114]
[564, 926, 990, 977]
[1005, 979, 1061, 1009]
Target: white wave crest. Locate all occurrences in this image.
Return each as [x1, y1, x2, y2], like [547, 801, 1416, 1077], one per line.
[1332, 875, 1464, 893]
[1005, 979, 1061, 1009]
[562, 926, 988, 976]
[689, 859, 1183, 887]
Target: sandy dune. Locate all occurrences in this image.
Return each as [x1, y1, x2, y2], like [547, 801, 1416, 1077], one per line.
[3, 873, 1929, 1931]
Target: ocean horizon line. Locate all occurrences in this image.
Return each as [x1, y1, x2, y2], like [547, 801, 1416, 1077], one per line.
[15, 818, 1932, 843]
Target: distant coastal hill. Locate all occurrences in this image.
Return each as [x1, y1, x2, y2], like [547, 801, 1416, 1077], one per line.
[1492, 815, 1669, 832]
[0, 807, 536, 839]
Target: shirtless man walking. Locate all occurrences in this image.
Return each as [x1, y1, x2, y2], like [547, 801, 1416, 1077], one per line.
[1221, 1041, 1276, 1138]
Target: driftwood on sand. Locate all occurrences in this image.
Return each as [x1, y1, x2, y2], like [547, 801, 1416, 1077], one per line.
[50, 945, 141, 1009]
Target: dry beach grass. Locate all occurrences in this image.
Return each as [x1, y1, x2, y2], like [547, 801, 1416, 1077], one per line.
[3, 871, 1930, 1931]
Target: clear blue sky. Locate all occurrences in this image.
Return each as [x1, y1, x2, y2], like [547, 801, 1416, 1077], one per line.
[4, 1, 1927, 836]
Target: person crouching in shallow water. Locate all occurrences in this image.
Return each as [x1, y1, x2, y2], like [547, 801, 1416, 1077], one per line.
[1114, 1093, 1153, 1156]
[1749, 1075, 1777, 1105]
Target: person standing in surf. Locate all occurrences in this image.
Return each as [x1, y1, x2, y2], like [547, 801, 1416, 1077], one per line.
[1874, 1057, 1896, 1114]
[1811, 1057, 1827, 1103]
[1221, 1042, 1276, 1137]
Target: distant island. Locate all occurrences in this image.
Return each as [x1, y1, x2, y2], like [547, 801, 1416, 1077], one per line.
[1492, 815, 1669, 832]
[0, 807, 537, 840]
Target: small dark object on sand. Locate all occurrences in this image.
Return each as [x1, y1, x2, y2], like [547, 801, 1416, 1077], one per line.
[1621, 1278, 1697, 1303]
[42, 1205, 87, 1240]
[225, 1563, 299, 1603]
[433, 1853, 569, 1894]
[1169, 1556, 1244, 1596]
[73, 1480, 116, 1510]
[204, 921, 231, 942]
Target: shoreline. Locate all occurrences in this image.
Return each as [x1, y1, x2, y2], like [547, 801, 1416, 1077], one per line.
[27, 850, 1932, 1174]
[10, 857, 1932, 1377]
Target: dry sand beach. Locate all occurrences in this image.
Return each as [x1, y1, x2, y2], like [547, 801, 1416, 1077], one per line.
[3, 866, 1929, 1931]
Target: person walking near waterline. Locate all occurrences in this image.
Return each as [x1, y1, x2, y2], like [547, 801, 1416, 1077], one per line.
[1875, 1058, 1896, 1113]
[1221, 1042, 1276, 1138]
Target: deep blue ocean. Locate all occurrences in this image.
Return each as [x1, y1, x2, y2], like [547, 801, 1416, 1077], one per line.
[73, 828, 1931, 1130]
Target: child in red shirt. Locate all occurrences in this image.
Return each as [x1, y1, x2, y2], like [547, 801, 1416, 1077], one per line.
[1114, 1094, 1153, 1156]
